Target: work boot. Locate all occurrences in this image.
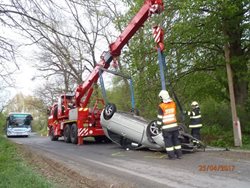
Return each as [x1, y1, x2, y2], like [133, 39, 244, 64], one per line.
[167, 151, 176, 160]
[168, 156, 176, 160]
[175, 149, 182, 159]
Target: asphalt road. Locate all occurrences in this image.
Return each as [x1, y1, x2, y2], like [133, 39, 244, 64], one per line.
[8, 133, 250, 188]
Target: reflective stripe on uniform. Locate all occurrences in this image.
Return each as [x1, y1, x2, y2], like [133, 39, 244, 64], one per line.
[166, 147, 174, 151]
[174, 145, 181, 150]
[190, 115, 201, 119]
[187, 111, 195, 116]
[162, 114, 176, 123]
[157, 115, 163, 119]
[189, 124, 202, 128]
[157, 121, 162, 125]
[162, 123, 178, 129]
[193, 140, 200, 143]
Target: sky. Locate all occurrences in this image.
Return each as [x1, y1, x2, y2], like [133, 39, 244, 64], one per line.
[1, 0, 127, 100]
[10, 63, 38, 96]
[5, 43, 41, 98]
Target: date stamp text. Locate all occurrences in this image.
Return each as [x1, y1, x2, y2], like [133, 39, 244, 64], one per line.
[198, 164, 235, 172]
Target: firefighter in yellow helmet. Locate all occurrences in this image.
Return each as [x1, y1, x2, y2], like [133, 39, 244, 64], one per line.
[185, 101, 203, 144]
[157, 90, 182, 159]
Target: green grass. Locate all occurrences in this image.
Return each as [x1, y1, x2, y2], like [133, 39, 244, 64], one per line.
[0, 136, 54, 188]
[201, 124, 250, 149]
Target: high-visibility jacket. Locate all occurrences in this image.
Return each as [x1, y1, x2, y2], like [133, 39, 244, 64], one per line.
[187, 107, 202, 128]
[157, 100, 178, 131]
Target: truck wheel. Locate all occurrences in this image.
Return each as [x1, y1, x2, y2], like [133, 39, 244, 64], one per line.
[64, 124, 71, 143]
[103, 103, 116, 120]
[70, 123, 78, 144]
[50, 127, 58, 141]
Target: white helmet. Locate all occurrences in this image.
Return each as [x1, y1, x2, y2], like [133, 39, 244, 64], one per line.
[191, 101, 199, 107]
[159, 90, 171, 103]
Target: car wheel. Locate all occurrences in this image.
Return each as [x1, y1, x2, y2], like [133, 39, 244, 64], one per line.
[64, 124, 71, 143]
[50, 127, 58, 141]
[70, 123, 78, 144]
[146, 120, 160, 143]
[103, 103, 116, 120]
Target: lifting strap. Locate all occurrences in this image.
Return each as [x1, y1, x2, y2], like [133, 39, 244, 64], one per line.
[98, 68, 135, 110]
[157, 47, 185, 122]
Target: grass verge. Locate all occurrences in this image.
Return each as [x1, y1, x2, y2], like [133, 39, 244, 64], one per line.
[201, 124, 250, 149]
[0, 135, 54, 188]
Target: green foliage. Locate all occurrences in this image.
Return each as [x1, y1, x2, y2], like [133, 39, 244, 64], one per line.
[0, 136, 53, 188]
[106, 82, 132, 112]
[199, 98, 231, 129]
[201, 124, 250, 148]
[201, 124, 234, 147]
[113, 0, 250, 148]
[0, 113, 5, 135]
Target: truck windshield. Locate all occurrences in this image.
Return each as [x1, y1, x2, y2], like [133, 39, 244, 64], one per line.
[8, 114, 33, 127]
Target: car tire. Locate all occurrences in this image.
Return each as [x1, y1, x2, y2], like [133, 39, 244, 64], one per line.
[146, 120, 160, 143]
[64, 124, 71, 143]
[103, 103, 116, 120]
[70, 123, 78, 144]
[50, 127, 58, 141]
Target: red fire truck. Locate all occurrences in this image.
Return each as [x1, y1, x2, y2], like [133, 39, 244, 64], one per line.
[47, 0, 164, 145]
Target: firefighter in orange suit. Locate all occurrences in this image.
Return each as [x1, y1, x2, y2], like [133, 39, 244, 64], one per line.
[157, 90, 182, 159]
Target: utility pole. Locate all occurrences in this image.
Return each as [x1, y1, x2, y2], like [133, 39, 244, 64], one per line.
[224, 43, 242, 147]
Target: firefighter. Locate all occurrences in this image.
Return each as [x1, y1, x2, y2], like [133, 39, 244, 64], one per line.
[185, 101, 203, 143]
[157, 90, 182, 160]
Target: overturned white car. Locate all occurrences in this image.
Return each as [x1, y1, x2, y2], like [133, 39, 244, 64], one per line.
[101, 104, 205, 151]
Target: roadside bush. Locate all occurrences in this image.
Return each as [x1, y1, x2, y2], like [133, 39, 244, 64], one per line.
[201, 98, 231, 129]
[0, 113, 6, 135]
[201, 124, 234, 147]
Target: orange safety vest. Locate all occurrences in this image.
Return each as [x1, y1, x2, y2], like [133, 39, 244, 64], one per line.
[159, 101, 178, 130]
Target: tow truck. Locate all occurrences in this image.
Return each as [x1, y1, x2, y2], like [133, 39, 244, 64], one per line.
[47, 0, 165, 145]
[47, 0, 205, 152]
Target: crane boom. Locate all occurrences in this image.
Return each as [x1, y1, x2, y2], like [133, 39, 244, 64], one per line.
[48, 0, 164, 146]
[75, 0, 163, 107]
